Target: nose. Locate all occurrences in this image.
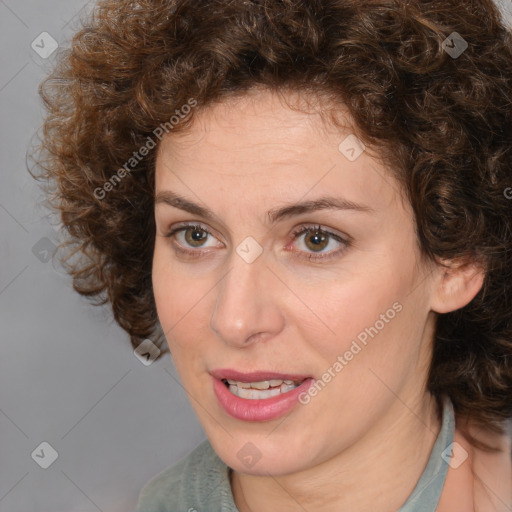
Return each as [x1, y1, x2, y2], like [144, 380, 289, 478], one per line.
[210, 250, 285, 348]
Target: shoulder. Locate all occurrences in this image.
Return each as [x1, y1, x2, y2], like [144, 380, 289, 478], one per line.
[438, 420, 512, 512]
[470, 421, 512, 511]
[135, 439, 233, 512]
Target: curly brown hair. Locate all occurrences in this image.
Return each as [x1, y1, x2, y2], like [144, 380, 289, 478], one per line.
[33, 0, 512, 446]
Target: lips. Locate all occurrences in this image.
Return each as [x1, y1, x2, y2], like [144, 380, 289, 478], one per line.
[210, 368, 312, 383]
[210, 368, 315, 421]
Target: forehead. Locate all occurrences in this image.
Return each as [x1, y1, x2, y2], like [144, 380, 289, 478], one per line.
[154, 89, 407, 218]
[157, 89, 351, 166]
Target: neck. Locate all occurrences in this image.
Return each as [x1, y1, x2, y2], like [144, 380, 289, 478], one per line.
[231, 393, 442, 512]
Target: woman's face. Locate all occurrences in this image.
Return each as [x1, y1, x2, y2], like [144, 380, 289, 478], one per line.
[152, 89, 439, 476]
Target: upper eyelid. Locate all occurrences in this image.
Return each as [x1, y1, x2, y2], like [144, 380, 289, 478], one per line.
[166, 221, 222, 240]
[166, 224, 350, 262]
[167, 222, 346, 238]
[291, 224, 348, 240]
[287, 227, 351, 263]
[168, 223, 349, 252]
[167, 225, 223, 252]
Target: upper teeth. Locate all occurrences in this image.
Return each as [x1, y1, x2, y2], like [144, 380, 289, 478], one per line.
[226, 379, 299, 389]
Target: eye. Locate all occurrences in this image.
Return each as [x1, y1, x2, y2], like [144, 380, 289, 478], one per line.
[288, 224, 349, 260]
[165, 223, 223, 254]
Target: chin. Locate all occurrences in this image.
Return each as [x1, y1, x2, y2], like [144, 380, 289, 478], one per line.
[210, 433, 316, 477]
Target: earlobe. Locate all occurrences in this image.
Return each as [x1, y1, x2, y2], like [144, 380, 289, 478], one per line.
[430, 259, 485, 314]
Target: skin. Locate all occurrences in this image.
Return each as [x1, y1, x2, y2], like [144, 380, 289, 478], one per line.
[151, 88, 484, 512]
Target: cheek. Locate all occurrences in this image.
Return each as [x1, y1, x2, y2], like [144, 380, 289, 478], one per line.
[153, 278, 213, 383]
[154, 284, 207, 340]
[295, 282, 423, 419]
[295, 257, 413, 360]
[152, 248, 204, 344]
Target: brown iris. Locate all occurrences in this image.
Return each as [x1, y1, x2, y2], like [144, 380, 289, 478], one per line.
[184, 226, 208, 247]
[304, 229, 329, 252]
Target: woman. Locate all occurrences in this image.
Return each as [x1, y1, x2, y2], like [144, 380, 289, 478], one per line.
[35, 0, 512, 510]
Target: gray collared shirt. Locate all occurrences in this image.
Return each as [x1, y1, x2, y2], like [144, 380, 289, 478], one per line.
[136, 398, 455, 512]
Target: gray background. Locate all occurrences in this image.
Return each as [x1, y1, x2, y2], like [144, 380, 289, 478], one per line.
[1, 1, 511, 511]
[0, 3, 205, 511]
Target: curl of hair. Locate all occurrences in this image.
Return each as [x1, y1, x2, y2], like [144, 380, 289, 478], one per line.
[33, 0, 512, 446]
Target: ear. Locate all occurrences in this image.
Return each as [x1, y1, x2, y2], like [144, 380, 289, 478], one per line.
[430, 258, 485, 314]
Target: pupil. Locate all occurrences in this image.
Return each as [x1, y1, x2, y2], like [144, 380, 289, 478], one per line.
[311, 233, 323, 244]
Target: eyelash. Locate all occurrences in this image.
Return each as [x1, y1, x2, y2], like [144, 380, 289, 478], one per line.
[164, 223, 350, 262]
[164, 223, 219, 259]
[288, 224, 350, 261]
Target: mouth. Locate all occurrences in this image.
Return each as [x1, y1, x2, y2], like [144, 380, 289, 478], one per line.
[221, 378, 306, 399]
[210, 368, 314, 421]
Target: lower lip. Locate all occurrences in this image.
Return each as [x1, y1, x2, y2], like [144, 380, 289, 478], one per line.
[212, 377, 315, 422]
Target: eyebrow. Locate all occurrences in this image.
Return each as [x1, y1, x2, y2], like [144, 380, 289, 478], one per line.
[154, 190, 375, 224]
[267, 196, 375, 222]
[155, 191, 213, 218]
